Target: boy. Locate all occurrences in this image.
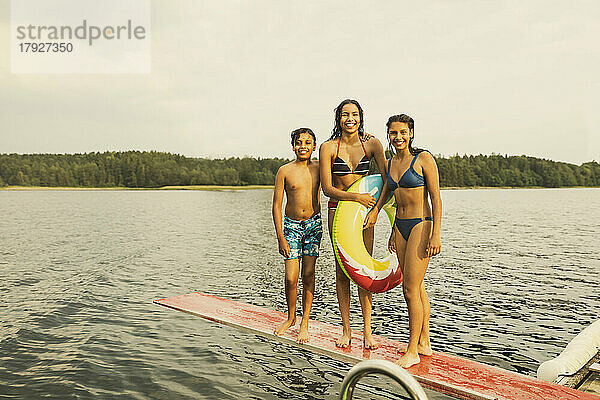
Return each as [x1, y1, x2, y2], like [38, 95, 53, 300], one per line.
[272, 127, 322, 344]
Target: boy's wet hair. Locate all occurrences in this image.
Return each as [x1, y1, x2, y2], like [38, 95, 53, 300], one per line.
[291, 128, 316, 145]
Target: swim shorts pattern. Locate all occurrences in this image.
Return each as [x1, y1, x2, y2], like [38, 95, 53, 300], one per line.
[283, 213, 323, 260]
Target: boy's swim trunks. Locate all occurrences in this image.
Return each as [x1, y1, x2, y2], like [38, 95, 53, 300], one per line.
[283, 213, 323, 260]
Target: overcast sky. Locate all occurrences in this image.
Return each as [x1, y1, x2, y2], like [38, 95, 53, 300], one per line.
[1, 1, 599, 164]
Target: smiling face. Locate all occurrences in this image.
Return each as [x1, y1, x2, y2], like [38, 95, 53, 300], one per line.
[293, 132, 316, 160]
[388, 121, 413, 153]
[339, 103, 361, 135]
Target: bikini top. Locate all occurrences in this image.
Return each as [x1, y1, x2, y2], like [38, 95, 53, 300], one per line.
[332, 138, 370, 176]
[387, 153, 426, 190]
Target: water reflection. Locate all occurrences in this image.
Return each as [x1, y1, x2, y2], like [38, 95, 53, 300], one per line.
[0, 188, 598, 398]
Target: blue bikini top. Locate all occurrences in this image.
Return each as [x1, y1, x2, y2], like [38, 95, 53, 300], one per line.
[387, 153, 426, 190]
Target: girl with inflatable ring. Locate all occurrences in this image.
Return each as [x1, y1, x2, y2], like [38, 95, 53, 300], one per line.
[319, 99, 388, 349]
[364, 114, 442, 368]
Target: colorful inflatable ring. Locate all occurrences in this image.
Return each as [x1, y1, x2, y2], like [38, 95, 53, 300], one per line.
[332, 174, 401, 293]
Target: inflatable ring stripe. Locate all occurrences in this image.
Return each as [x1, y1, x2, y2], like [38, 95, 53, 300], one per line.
[332, 174, 401, 293]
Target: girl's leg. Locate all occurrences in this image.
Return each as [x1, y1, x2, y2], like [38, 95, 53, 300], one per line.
[393, 227, 409, 353]
[274, 257, 300, 335]
[328, 208, 352, 347]
[417, 221, 433, 354]
[418, 280, 432, 355]
[396, 221, 431, 368]
[298, 255, 316, 343]
[358, 226, 377, 349]
[396, 281, 431, 355]
[335, 263, 352, 347]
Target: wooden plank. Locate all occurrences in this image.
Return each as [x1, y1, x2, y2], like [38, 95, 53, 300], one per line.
[558, 351, 600, 389]
[578, 375, 600, 396]
[154, 292, 600, 400]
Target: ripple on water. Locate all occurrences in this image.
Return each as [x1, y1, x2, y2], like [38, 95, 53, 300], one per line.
[0, 188, 599, 399]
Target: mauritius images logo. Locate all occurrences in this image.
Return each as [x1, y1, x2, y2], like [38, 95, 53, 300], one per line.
[11, 0, 151, 73]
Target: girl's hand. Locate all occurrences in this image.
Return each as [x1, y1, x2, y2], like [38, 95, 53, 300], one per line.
[355, 193, 376, 208]
[427, 235, 441, 258]
[363, 208, 379, 229]
[388, 230, 396, 253]
[361, 133, 374, 142]
[278, 237, 291, 258]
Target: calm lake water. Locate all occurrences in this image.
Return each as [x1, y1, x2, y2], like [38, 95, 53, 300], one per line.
[1, 188, 599, 399]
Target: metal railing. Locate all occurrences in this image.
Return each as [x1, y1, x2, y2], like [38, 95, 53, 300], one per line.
[339, 359, 429, 400]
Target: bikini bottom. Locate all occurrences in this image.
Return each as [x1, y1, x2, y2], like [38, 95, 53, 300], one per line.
[394, 216, 433, 241]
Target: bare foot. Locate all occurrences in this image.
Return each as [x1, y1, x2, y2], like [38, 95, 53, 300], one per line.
[395, 351, 420, 368]
[297, 323, 309, 344]
[274, 317, 296, 336]
[335, 332, 351, 348]
[363, 333, 379, 350]
[418, 342, 433, 356]
[397, 343, 432, 356]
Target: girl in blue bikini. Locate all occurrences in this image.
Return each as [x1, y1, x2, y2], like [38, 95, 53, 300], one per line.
[364, 114, 442, 368]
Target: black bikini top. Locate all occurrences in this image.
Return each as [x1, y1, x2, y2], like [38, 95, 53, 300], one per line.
[332, 138, 370, 176]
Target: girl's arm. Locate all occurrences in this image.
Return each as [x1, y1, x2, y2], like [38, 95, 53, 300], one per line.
[363, 179, 391, 229]
[369, 138, 388, 183]
[272, 167, 290, 258]
[421, 152, 442, 257]
[319, 142, 375, 207]
[363, 140, 390, 229]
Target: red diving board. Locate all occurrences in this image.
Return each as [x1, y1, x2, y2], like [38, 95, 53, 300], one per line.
[154, 292, 599, 400]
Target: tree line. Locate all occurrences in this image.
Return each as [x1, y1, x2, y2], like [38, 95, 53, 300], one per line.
[0, 151, 598, 188]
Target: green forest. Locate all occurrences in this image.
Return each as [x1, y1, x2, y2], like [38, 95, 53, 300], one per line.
[0, 151, 599, 188]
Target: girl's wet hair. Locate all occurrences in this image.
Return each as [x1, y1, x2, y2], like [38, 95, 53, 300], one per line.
[330, 99, 365, 140]
[386, 114, 427, 156]
[291, 127, 316, 145]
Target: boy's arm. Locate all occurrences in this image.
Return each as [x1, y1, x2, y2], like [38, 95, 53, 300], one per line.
[272, 167, 290, 257]
[319, 143, 375, 207]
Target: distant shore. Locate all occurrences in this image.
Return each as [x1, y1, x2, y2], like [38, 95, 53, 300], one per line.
[0, 185, 275, 191]
[2, 185, 597, 191]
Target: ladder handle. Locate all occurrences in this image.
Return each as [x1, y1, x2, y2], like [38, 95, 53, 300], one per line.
[339, 360, 429, 400]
